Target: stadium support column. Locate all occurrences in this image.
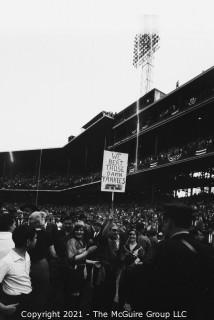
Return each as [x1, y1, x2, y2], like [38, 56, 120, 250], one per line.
[151, 184, 155, 204]
[154, 135, 159, 158]
[66, 159, 71, 176]
[36, 149, 43, 207]
[85, 146, 88, 172]
[135, 99, 140, 171]
[209, 169, 212, 194]
[2, 157, 6, 179]
[111, 191, 115, 213]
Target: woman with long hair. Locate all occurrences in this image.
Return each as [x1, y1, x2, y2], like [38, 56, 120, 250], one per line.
[122, 229, 144, 266]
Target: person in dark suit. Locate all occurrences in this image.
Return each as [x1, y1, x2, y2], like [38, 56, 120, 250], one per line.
[127, 202, 214, 319]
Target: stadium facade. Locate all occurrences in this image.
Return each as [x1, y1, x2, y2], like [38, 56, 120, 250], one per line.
[0, 67, 214, 205]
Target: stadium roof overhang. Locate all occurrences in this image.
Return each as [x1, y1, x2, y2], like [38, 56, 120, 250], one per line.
[82, 111, 114, 130]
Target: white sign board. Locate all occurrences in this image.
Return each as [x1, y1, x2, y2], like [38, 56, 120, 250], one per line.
[101, 150, 128, 193]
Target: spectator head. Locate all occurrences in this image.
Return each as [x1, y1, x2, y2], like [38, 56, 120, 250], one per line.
[158, 232, 164, 241]
[0, 213, 16, 232]
[195, 220, 205, 232]
[136, 222, 145, 234]
[109, 223, 119, 240]
[12, 225, 37, 249]
[62, 216, 73, 232]
[162, 202, 194, 237]
[127, 228, 137, 243]
[147, 229, 158, 238]
[79, 213, 87, 222]
[94, 221, 102, 233]
[191, 228, 205, 242]
[20, 204, 38, 215]
[40, 211, 47, 225]
[73, 221, 85, 240]
[29, 211, 46, 229]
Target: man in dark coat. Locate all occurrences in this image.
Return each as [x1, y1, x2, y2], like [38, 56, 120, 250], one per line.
[127, 202, 214, 319]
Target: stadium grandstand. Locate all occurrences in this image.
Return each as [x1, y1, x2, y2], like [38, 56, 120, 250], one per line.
[0, 67, 214, 206]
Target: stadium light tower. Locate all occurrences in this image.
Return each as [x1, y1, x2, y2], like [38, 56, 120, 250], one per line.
[133, 33, 160, 95]
[133, 30, 160, 171]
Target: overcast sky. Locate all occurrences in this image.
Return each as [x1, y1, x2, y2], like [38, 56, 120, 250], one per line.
[0, 0, 213, 151]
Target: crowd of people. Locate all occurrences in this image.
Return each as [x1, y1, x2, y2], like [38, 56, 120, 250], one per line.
[1, 195, 214, 318]
[0, 172, 100, 191]
[128, 135, 214, 173]
[2, 195, 214, 240]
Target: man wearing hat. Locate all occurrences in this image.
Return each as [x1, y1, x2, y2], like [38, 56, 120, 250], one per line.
[127, 202, 214, 319]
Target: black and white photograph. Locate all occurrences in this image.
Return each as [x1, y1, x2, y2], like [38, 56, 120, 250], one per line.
[0, 1, 214, 319]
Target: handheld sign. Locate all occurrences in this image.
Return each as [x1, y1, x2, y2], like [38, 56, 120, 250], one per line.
[101, 150, 128, 193]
